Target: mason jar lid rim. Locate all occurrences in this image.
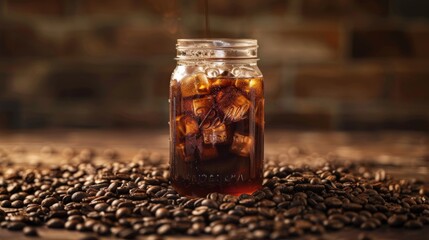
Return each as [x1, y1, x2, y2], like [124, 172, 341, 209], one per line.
[177, 38, 257, 47]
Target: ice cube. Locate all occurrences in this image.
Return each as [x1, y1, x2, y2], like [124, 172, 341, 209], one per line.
[199, 145, 218, 160]
[180, 73, 210, 97]
[192, 95, 214, 119]
[209, 78, 233, 89]
[231, 132, 253, 157]
[177, 115, 199, 137]
[176, 143, 193, 162]
[202, 121, 228, 144]
[234, 79, 250, 92]
[235, 78, 263, 96]
[216, 86, 250, 122]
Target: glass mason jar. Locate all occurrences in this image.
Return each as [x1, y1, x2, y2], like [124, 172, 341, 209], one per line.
[169, 39, 264, 197]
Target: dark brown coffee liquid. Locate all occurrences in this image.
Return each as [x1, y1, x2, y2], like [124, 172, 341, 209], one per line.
[170, 77, 264, 197]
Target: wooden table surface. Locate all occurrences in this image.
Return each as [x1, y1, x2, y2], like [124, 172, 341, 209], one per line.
[0, 129, 428, 239]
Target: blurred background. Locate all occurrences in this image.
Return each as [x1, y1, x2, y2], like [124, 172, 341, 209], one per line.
[0, 0, 428, 131]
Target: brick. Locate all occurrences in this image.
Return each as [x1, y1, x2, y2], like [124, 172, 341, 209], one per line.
[153, 64, 175, 98]
[409, 24, 429, 58]
[389, 62, 429, 103]
[259, 63, 283, 101]
[351, 29, 413, 58]
[0, 21, 40, 57]
[391, 0, 429, 19]
[78, 0, 179, 16]
[0, 78, 10, 97]
[352, 0, 390, 17]
[196, 0, 289, 17]
[294, 64, 385, 101]
[301, 0, 352, 18]
[267, 111, 333, 129]
[254, 23, 343, 63]
[6, 0, 66, 16]
[113, 25, 176, 57]
[43, 63, 145, 103]
[338, 111, 429, 131]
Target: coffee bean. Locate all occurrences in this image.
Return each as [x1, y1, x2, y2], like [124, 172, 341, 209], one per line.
[116, 207, 131, 219]
[284, 206, 302, 217]
[118, 228, 138, 239]
[41, 197, 58, 208]
[373, 212, 387, 222]
[219, 202, 235, 211]
[358, 233, 373, 240]
[157, 224, 172, 235]
[325, 197, 342, 208]
[201, 199, 219, 209]
[388, 214, 408, 227]
[343, 203, 363, 211]
[325, 219, 344, 230]
[72, 191, 87, 202]
[328, 214, 350, 224]
[360, 221, 377, 230]
[11, 200, 24, 208]
[7, 222, 26, 231]
[404, 219, 423, 229]
[295, 184, 325, 192]
[46, 218, 65, 228]
[238, 198, 255, 207]
[155, 208, 170, 218]
[192, 206, 209, 216]
[65, 220, 79, 230]
[23, 226, 38, 236]
[94, 202, 109, 211]
[1, 200, 11, 207]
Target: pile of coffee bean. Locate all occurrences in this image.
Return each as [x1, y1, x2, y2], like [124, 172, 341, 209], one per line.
[0, 149, 428, 240]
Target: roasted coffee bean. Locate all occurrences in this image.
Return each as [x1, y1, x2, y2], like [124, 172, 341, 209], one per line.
[404, 219, 423, 229]
[11, 200, 24, 208]
[201, 199, 219, 209]
[118, 228, 138, 239]
[238, 198, 255, 207]
[116, 207, 131, 218]
[192, 206, 208, 216]
[295, 184, 325, 192]
[360, 221, 377, 230]
[94, 203, 109, 212]
[155, 208, 170, 218]
[65, 220, 79, 230]
[328, 214, 351, 224]
[325, 219, 344, 230]
[46, 218, 65, 228]
[1, 200, 11, 207]
[157, 224, 172, 235]
[373, 212, 387, 222]
[23, 226, 38, 236]
[219, 202, 235, 211]
[343, 203, 363, 211]
[325, 197, 342, 208]
[72, 191, 87, 202]
[7, 221, 26, 231]
[388, 214, 408, 227]
[358, 233, 373, 240]
[41, 197, 58, 208]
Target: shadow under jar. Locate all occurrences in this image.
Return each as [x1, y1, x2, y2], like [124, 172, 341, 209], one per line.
[169, 39, 264, 197]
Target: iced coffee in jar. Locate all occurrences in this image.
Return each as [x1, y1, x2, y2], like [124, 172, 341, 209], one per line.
[169, 39, 264, 197]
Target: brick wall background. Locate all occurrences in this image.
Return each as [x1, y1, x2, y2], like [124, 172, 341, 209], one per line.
[0, 0, 429, 130]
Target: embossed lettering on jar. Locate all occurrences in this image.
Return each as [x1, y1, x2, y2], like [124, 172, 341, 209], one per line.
[169, 39, 264, 197]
